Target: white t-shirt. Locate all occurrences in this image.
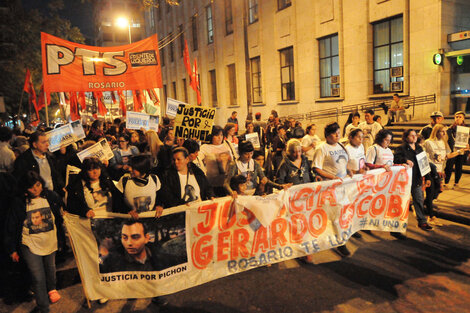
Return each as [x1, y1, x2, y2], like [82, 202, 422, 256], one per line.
[178, 172, 201, 203]
[345, 144, 365, 172]
[365, 144, 394, 166]
[344, 124, 360, 139]
[359, 121, 382, 150]
[301, 134, 321, 161]
[313, 142, 349, 178]
[117, 175, 161, 212]
[424, 139, 450, 172]
[83, 180, 111, 213]
[199, 142, 235, 187]
[22, 197, 57, 256]
[118, 148, 133, 165]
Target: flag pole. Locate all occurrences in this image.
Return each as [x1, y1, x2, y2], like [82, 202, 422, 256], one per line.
[44, 90, 49, 126]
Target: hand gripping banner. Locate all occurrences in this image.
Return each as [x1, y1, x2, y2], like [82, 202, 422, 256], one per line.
[65, 167, 411, 301]
[41, 33, 162, 94]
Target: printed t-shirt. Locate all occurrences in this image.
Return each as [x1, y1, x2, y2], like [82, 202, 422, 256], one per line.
[424, 140, 450, 172]
[365, 144, 394, 166]
[177, 172, 201, 203]
[118, 175, 161, 212]
[199, 143, 234, 187]
[22, 197, 57, 256]
[345, 144, 365, 172]
[313, 142, 349, 178]
[83, 180, 111, 213]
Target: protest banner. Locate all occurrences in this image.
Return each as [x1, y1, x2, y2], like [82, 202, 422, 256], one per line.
[174, 104, 216, 142]
[70, 120, 86, 141]
[46, 124, 74, 152]
[166, 98, 187, 118]
[126, 111, 159, 131]
[455, 126, 470, 148]
[416, 151, 431, 176]
[245, 132, 261, 149]
[41, 33, 162, 94]
[65, 167, 411, 301]
[77, 138, 114, 162]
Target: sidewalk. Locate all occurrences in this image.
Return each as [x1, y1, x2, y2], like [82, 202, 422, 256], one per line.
[434, 173, 470, 225]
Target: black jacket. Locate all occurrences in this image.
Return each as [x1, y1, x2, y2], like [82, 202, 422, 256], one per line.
[13, 149, 64, 197]
[65, 174, 128, 217]
[159, 163, 214, 208]
[4, 190, 65, 255]
[394, 143, 431, 187]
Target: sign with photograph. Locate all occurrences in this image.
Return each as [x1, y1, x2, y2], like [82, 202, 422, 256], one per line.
[416, 151, 431, 176]
[455, 126, 470, 148]
[46, 124, 74, 152]
[65, 167, 411, 301]
[174, 104, 216, 142]
[77, 138, 114, 162]
[245, 132, 261, 149]
[126, 111, 159, 131]
[70, 120, 86, 141]
[166, 98, 187, 118]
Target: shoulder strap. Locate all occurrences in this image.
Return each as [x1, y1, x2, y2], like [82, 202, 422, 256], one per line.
[122, 176, 130, 190]
[374, 145, 378, 164]
[150, 174, 158, 185]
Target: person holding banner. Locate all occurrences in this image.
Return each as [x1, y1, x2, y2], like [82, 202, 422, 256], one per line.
[365, 129, 395, 171]
[117, 155, 164, 218]
[199, 126, 237, 197]
[159, 147, 214, 207]
[444, 111, 469, 189]
[109, 134, 140, 180]
[5, 171, 64, 313]
[65, 157, 126, 218]
[394, 129, 433, 231]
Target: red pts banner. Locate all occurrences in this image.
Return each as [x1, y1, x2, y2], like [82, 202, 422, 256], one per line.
[41, 32, 162, 94]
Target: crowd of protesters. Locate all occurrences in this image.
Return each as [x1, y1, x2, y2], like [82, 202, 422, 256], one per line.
[0, 107, 468, 312]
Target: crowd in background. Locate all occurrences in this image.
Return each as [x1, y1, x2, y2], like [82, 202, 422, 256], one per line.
[0, 107, 468, 312]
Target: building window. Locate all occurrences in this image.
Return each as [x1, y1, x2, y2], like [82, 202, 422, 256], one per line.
[248, 0, 258, 24]
[373, 15, 403, 94]
[225, 0, 233, 35]
[209, 70, 218, 106]
[227, 64, 237, 106]
[179, 24, 184, 57]
[319, 34, 339, 97]
[250, 57, 262, 103]
[172, 81, 177, 99]
[206, 5, 214, 44]
[192, 15, 198, 51]
[279, 47, 295, 101]
[182, 78, 188, 103]
[278, 0, 291, 11]
[169, 32, 174, 63]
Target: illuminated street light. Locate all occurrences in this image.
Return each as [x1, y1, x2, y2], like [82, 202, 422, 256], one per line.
[116, 17, 132, 44]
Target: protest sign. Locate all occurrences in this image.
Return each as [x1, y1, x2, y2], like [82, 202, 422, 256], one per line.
[245, 132, 261, 149]
[46, 124, 74, 152]
[166, 98, 187, 118]
[65, 166, 411, 301]
[126, 111, 159, 131]
[70, 120, 86, 141]
[77, 138, 114, 162]
[455, 126, 469, 148]
[416, 151, 431, 176]
[174, 104, 216, 142]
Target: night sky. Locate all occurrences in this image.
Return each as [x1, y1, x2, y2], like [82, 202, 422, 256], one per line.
[23, 0, 95, 44]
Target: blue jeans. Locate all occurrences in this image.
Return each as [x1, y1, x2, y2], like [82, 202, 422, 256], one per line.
[20, 245, 56, 313]
[411, 186, 427, 225]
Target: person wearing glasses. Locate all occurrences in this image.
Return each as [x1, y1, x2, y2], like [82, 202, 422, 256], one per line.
[109, 134, 139, 180]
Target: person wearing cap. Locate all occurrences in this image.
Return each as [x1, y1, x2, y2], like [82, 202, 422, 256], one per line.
[444, 111, 469, 189]
[224, 141, 288, 196]
[420, 111, 444, 140]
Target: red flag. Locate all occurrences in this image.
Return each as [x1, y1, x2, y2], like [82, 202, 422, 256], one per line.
[118, 90, 127, 117]
[64, 92, 71, 105]
[69, 92, 80, 121]
[110, 91, 118, 104]
[147, 89, 160, 106]
[23, 69, 39, 123]
[77, 91, 86, 112]
[183, 39, 192, 78]
[133, 90, 144, 112]
[192, 59, 201, 105]
[36, 84, 50, 111]
[93, 91, 107, 116]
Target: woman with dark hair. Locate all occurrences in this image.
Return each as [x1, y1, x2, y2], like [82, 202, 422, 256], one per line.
[394, 129, 432, 231]
[345, 129, 368, 174]
[159, 147, 214, 208]
[224, 123, 239, 145]
[365, 129, 395, 170]
[117, 154, 164, 218]
[66, 157, 125, 218]
[109, 134, 139, 180]
[86, 120, 105, 142]
[199, 126, 237, 196]
[5, 171, 64, 313]
[225, 141, 286, 196]
[344, 112, 361, 138]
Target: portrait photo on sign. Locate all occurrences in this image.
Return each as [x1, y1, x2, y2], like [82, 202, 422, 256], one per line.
[26, 208, 54, 234]
[91, 212, 187, 274]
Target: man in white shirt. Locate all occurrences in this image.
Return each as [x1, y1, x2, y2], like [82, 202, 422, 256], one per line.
[359, 109, 383, 151]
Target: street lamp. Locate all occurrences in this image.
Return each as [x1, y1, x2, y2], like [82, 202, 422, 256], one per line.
[116, 17, 131, 44]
